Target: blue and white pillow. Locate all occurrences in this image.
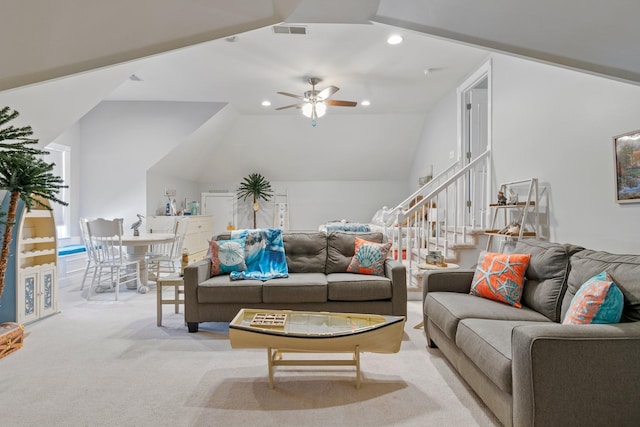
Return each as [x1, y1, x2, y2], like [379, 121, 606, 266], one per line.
[210, 237, 247, 276]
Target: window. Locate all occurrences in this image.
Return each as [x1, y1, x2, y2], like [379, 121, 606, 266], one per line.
[45, 143, 70, 238]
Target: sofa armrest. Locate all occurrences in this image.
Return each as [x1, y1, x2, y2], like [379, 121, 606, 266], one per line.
[512, 322, 640, 427]
[385, 258, 407, 317]
[183, 258, 212, 323]
[421, 269, 475, 302]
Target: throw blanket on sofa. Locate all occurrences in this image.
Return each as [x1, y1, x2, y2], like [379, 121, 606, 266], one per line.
[325, 222, 371, 233]
[230, 228, 289, 281]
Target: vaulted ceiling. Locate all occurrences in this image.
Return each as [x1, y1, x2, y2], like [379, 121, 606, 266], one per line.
[1, 1, 638, 183]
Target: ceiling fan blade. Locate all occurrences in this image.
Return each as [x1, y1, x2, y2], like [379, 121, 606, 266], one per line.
[317, 85, 339, 100]
[275, 103, 302, 110]
[325, 99, 357, 107]
[277, 91, 304, 99]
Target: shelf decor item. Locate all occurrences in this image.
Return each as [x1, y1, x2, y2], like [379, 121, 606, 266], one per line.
[236, 173, 273, 229]
[613, 129, 640, 203]
[0, 106, 67, 305]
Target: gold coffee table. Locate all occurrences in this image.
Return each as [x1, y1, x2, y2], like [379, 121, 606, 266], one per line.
[229, 308, 405, 389]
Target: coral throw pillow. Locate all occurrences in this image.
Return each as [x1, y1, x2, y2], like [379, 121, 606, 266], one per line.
[347, 237, 392, 276]
[210, 237, 247, 276]
[470, 251, 531, 308]
[563, 272, 624, 325]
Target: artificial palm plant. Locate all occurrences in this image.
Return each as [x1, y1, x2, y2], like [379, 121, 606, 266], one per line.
[0, 106, 67, 303]
[236, 172, 273, 229]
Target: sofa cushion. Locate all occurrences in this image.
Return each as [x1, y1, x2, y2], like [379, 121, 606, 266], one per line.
[209, 237, 246, 276]
[563, 271, 624, 324]
[457, 319, 547, 394]
[470, 251, 531, 308]
[262, 273, 328, 303]
[325, 231, 384, 273]
[327, 273, 392, 301]
[347, 237, 391, 276]
[564, 249, 640, 322]
[196, 275, 263, 304]
[424, 292, 551, 341]
[282, 232, 327, 274]
[513, 240, 584, 322]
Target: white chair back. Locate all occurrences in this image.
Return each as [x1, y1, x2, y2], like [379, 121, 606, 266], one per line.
[85, 218, 140, 300]
[87, 218, 125, 265]
[79, 217, 96, 290]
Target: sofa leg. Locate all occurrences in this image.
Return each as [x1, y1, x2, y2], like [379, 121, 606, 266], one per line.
[187, 322, 199, 333]
[425, 324, 438, 348]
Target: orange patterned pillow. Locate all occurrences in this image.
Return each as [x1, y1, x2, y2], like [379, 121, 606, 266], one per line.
[347, 237, 391, 276]
[470, 251, 531, 308]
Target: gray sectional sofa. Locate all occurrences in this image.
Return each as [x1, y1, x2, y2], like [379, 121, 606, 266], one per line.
[423, 239, 640, 427]
[184, 231, 407, 332]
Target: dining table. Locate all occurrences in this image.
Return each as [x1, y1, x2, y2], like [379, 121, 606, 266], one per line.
[119, 232, 175, 293]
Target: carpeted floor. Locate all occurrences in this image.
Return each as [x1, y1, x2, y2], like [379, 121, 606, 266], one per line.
[0, 275, 500, 427]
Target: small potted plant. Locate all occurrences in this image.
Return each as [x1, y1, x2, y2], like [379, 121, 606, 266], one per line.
[236, 173, 273, 229]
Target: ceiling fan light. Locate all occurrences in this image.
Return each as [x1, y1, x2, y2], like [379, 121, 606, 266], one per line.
[315, 102, 327, 118]
[301, 102, 313, 118]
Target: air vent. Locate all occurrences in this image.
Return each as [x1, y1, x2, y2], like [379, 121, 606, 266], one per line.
[272, 25, 307, 35]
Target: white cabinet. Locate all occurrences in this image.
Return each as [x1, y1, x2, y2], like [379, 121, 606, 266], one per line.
[0, 196, 59, 324]
[18, 266, 56, 324]
[182, 216, 213, 262]
[146, 215, 213, 262]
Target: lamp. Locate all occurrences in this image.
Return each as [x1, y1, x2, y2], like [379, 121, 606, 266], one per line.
[301, 100, 326, 127]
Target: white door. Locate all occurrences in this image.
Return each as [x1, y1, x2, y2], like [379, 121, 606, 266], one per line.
[464, 84, 488, 227]
[201, 193, 237, 237]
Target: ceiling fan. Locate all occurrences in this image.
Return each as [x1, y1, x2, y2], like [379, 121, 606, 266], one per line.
[276, 77, 357, 126]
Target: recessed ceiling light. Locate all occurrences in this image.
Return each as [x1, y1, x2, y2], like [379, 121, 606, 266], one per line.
[261, 100, 271, 107]
[387, 35, 403, 45]
[361, 100, 371, 106]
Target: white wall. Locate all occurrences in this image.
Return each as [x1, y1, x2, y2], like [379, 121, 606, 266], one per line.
[491, 54, 640, 252]
[77, 100, 414, 234]
[146, 171, 202, 216]
[202, 180, 407, 231]
[411, 54, 640, 253]
[409, 90, 459, 185]
[78, 101, 220, 229]
[48, 123, 82, 238]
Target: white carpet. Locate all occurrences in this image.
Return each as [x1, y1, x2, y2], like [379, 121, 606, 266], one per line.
[0, 276, 500, 427]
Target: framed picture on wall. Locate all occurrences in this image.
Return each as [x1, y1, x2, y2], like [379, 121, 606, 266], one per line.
[614, 129, 640, 203]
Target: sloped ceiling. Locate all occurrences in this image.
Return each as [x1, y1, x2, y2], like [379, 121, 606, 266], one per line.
[1, 0, 639, 183]
[2, 0, 638, 92]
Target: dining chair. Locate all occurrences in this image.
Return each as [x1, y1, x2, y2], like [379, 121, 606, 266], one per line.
[147, 218, 188, 281]
[78, 217, 97, 291]
[86, 218, 140, 300]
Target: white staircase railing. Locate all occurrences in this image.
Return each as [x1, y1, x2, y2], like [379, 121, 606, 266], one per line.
[385, 149, 491, 270]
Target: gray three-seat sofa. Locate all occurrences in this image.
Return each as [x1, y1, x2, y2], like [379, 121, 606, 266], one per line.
[184, 230, 407, 332]
[423, 239, 640, 427]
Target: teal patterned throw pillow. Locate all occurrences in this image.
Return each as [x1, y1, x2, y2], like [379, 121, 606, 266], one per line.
[210, 238, 247, 276]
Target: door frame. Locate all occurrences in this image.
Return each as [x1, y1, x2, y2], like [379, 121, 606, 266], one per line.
[456, 58, 492, 227]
